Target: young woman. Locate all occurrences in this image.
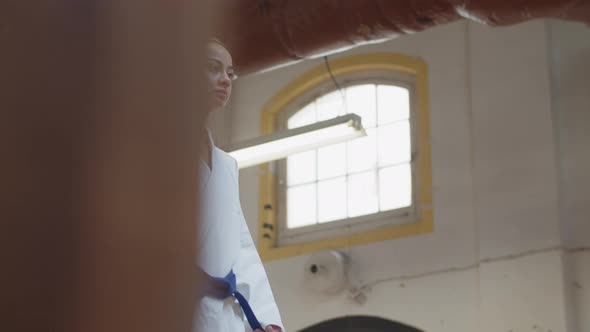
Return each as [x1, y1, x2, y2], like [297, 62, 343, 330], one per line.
[194, 39, 284, 332]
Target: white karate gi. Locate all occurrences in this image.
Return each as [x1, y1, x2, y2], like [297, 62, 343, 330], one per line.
[194, 133, 283, 332]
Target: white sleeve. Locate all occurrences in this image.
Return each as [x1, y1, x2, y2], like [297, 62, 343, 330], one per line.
[234, 218, 284, 331]
[231, 160, 284, 331]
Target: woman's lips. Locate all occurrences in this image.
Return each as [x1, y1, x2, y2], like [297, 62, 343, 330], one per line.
[215, 90, 228, 100]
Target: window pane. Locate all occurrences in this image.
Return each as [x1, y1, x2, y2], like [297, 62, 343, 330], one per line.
[347, 128, 377, 174]
[377, 85, 410, 125]
[318, 177, 347, 223]
[287, 183, 317, 228]
[346, 84, 376, 128]
[317, 142, 346, 180]
[317, 90, 345, 121]
[378, 121, 411, 166]
[347, 171, 379, 218]
[379, 164, 412, 211]
[287, 150, 316, 185]
[288, 102, 316, 129]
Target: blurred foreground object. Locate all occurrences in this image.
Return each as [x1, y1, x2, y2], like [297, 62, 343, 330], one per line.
[0, 1, 214, 331]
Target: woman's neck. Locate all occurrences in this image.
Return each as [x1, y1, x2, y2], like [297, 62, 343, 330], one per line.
[201, 128, 213, 169]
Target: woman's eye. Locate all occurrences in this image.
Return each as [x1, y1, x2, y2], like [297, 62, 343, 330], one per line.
[208, 63, 221, 74]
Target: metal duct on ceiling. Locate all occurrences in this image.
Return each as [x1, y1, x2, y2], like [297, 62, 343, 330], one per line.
[216, 0, 590, 74]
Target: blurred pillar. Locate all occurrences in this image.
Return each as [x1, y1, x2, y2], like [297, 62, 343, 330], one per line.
[0, 1, 213, 331]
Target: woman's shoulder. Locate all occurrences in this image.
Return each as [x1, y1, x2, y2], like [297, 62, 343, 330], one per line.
[214, 147, 238, 168]
[213, 147, 239, 182]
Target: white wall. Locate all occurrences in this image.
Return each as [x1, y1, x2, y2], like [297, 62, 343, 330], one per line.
[469, 20, 568, 332]
[469, 21, 561, 259]
[548, 20, 590, 332]
[548, 20, 590, 248]
[227, 19, 590, 332]
[572, 251, 590, 332]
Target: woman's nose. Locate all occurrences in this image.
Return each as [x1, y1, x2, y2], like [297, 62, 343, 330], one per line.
[219, 72, 231, 86]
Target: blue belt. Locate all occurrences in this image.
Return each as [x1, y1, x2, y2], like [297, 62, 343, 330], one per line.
[199, 268, 263, 331]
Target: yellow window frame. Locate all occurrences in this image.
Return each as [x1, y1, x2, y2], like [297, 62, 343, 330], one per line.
[257, 53, 433, 261]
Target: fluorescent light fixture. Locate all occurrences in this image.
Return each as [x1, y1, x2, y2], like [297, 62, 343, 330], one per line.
[229, 114, 366, 169]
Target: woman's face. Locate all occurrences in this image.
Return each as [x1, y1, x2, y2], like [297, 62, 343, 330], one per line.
[206, 42, 235, 112]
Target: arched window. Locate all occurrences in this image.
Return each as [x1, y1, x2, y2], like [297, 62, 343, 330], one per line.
[299, 316, 424, 332]
[257, 54, 433, 260]
[279, 80, 414, 245]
